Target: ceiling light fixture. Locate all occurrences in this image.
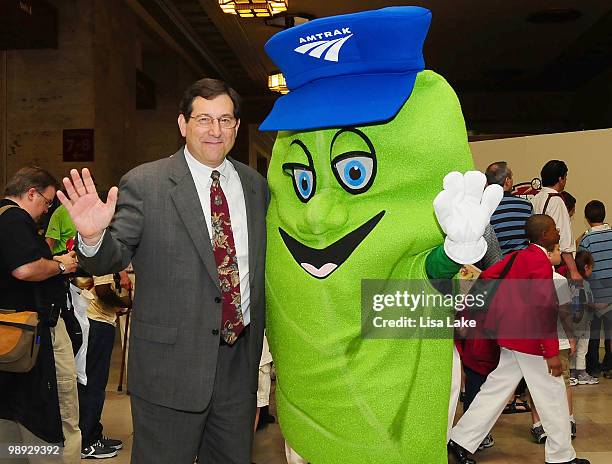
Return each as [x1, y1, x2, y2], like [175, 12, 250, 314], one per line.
[219, 1, 288, 18]
[268, 72, 289, 94]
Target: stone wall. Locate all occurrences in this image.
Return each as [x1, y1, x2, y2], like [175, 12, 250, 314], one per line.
[2, 0, 96, 190]
[0, 0, 203, 193]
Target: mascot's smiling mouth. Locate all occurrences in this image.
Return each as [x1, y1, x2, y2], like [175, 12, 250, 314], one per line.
[279, 211, 385, 279]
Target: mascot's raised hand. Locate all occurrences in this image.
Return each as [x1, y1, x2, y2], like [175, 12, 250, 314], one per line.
[433, 171, 503, 264]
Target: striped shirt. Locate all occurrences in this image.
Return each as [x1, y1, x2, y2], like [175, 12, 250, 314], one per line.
[578, 224, 612, 304]
[490, 192, 533, 256]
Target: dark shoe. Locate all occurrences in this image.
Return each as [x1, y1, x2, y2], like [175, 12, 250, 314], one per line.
[571, 420, 576, 439]
[81, 440, 118, 459]
[502, 398, 531, 414]
[256, 405, 276, 431]
[100, 435, 123, 450]
[448, 440, 476, 464]
[530, 424, 547, 444]
[477, 433, 494, 451]
[545, 458, 590, 464]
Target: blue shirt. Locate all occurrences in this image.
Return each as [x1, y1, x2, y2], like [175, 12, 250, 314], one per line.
[490, 192, 533, 256]
[579, 224, 612, 304]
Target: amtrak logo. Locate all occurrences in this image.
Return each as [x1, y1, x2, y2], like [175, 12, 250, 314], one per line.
[294, 28, 353, 62]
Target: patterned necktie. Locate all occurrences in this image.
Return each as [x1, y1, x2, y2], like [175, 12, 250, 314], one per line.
[210, 170, 244, 344]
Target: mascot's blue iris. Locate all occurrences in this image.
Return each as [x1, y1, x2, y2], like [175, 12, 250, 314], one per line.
[344, 160, 366, 187]
[296, 170, 313, 199]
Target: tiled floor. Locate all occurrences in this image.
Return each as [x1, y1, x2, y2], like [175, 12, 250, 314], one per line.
[93, 331, 612, 463]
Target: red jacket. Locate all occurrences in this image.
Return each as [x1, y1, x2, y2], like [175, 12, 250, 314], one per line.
[479, 244, 559, 358]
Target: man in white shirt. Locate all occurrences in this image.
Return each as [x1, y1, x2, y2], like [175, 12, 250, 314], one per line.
[57, 78, 269, 464]
[532, 160, 581, 280]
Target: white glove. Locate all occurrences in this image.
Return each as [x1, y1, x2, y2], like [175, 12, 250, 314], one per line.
[433, 171, 503, 264]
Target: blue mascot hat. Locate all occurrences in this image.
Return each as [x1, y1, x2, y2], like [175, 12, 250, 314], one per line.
[260, 6, 431, 131]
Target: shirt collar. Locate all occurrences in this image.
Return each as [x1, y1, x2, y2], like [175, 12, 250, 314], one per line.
[590, 223, 611, 232]
[533, 243, 549, 256]
[183, 145, 230, 180]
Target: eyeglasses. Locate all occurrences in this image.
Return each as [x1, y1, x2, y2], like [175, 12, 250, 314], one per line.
[35, 190, 53, 208]
[189, 114, 238, 129]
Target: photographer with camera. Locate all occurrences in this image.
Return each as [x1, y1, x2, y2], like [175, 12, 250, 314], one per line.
[0, 166, 80, 463]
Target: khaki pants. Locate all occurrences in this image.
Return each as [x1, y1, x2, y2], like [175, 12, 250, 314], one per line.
[0, 318, 81, 463]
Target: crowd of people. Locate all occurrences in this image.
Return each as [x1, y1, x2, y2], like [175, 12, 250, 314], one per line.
[450, 159, 611, 464]
[0, 77, 609, 464]
[0, 167, 133, 461]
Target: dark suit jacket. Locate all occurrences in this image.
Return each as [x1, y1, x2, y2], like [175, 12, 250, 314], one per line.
[77, 149, 268, 411]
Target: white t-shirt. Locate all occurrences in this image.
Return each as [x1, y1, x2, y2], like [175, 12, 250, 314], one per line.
[532, 187, 575, 254]
[553, 271, 572, 350]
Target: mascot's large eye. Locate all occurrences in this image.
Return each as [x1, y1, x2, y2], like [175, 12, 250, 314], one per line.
[283, 163, 316, 203]
[332, 153, 376, 194]
[294, 169, 314, 201]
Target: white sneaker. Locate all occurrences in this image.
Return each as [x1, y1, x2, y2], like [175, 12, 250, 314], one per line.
[569, 377, 579, 386]
[577, 373, 599, 385]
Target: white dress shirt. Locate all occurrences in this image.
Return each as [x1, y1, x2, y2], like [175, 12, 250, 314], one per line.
[531, 187, 575, 254]
[79, 146, 251, 325]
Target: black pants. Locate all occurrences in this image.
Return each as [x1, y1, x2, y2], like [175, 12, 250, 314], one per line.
[78, 318, 116, 449]
[462, 365, 488, 413]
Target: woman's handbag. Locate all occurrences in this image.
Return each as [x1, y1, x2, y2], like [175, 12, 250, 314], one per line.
[0, 309, 41, 373]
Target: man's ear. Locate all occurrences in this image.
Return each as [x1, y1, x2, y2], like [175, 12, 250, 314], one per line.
[178, 114, 187, 137]
[233, 118, 241, 137]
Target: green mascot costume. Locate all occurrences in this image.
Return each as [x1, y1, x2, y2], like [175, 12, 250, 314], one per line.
[260, 7, 502, 463]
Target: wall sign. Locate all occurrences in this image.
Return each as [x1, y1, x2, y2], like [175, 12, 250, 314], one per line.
[63, 129, 94, 162]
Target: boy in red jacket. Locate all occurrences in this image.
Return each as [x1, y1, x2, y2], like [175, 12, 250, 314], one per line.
[448, 214, 589, 464]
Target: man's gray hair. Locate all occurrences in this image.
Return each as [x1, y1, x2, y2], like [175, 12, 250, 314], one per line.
[485, 161, 509, 186]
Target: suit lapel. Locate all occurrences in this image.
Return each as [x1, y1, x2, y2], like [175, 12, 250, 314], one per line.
[232, 158, 260, 285]
[168, 150, 220, 290]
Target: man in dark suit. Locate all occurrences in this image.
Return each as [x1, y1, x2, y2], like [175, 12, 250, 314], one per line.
[58, 78, 268, 464]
